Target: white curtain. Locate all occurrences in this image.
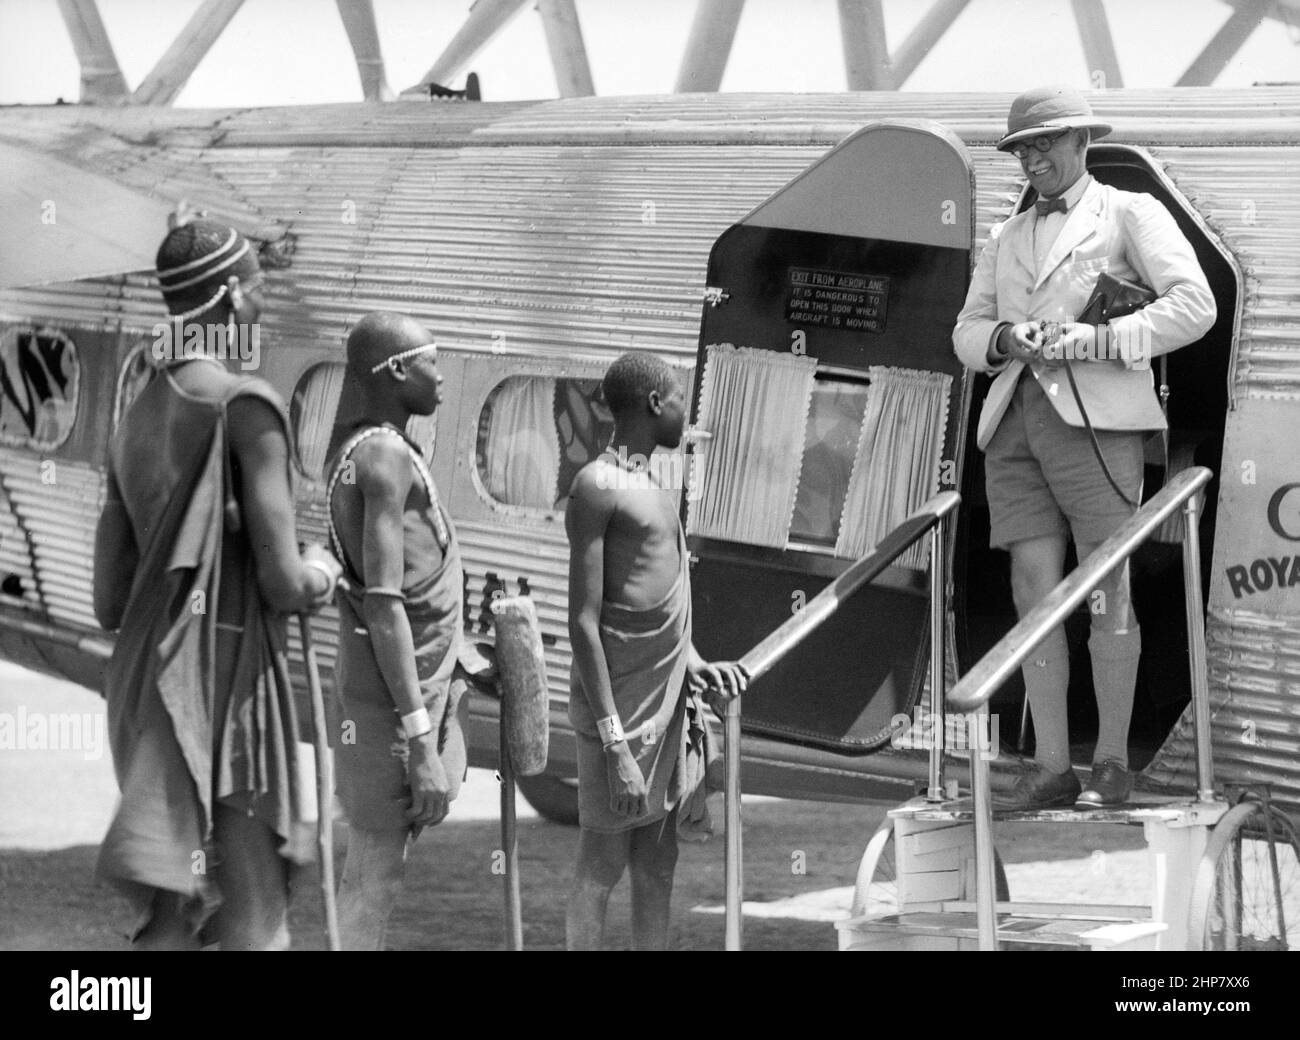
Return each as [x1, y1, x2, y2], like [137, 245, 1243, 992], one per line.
[482, 376, 560, 509]
[836, 366, 952, 569]
[687, 344, 817, 548]
[294, 362, 346, 481]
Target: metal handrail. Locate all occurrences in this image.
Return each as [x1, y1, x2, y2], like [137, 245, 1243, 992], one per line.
[948, 465, 1215, 951]
[721, 489, 962, 950]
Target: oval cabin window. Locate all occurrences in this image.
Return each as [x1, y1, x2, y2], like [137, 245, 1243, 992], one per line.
[291, 361, 437, 482]
[0, 326, 80, 452]
[291, 362, 346, 481]
[476, 375, 615, 513]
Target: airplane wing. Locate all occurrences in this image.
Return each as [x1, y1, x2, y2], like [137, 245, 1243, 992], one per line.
[0, 140, 178, 289]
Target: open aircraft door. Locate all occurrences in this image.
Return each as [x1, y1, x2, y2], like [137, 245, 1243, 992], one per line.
[685, 120, 975, 753]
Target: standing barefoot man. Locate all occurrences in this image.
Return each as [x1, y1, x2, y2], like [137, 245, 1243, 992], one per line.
[326, 312, 467, 950]
[566, 352, 746, 951]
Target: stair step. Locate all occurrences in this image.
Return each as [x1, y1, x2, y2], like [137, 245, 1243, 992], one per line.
[837, 911, 1167, 951]
[888, 795, 1227, 827]
[940, 900, 1150, 920]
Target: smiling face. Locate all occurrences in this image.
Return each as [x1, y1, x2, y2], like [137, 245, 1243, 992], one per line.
[1018, 128, 1089, 200]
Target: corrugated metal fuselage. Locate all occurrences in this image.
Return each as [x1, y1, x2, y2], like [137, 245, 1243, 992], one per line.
[1, 89, 1298, 809]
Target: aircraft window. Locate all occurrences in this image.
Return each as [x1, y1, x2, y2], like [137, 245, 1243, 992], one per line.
[291, 362, 345, 481]
[476, 375, 615, 512]
[0, 326, 80, 452]
[688, 346, 949, 564]
[789, 378, 871, 548]
[291, 361, 440, 484]
[113, 341, 156, 431]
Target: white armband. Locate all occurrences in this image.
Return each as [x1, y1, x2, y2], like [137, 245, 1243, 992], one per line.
[401, 707, 433, 739]
[596, 715, 625, 749]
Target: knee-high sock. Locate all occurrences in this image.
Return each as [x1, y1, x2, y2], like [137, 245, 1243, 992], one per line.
[1024, 625, 1070, 774]
[1090, 626, 1142, 769]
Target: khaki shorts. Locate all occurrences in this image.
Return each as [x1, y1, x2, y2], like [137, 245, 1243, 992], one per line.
[985, 371, 1145, 550]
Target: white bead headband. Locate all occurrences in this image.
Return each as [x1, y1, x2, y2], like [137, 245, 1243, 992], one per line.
[371, 342, 438, 374]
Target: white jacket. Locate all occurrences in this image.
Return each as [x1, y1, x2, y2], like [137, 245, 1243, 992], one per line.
[953, 177, 1216, 450]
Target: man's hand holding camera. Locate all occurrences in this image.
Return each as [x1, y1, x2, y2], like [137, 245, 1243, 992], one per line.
[991, 320, 1115, 368]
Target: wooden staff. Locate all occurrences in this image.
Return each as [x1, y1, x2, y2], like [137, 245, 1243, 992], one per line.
[298, 613, 340, 952]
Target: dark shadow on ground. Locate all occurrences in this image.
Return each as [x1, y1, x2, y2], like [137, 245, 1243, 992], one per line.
[2, 795, 1156, 951]
[2, 800, 889, 951]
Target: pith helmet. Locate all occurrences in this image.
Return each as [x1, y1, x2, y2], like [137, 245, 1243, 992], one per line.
[997, 84, 1112, 151]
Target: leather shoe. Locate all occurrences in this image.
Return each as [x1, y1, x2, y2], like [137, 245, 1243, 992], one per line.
[992, 763, 1081, 811]
[1075, 759, 1133, 809]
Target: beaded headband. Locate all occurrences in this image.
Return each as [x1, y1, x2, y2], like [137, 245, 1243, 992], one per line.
[371, 342, 438, 374]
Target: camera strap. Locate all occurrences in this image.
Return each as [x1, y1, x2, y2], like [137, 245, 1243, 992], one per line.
[1062, 359, 1140, 509]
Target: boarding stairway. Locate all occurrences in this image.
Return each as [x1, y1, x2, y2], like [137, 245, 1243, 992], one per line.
[842, 466, 1227, 951]
[836, 793, 1227, 951]
[720, 466, 1260, 952]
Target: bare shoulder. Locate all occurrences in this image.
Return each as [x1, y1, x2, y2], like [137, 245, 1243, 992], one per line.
[350, 434, 413, 501]
[569, 459, 618, 502]
[567, 460, 619, 524]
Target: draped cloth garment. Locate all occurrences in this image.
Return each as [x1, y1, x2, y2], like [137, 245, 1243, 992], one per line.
[568, 524, 717, 837]
[327, 425, 465, 831]
[98, 369, 312, 936]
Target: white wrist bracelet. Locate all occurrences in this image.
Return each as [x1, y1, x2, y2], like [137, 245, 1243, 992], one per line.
[400, 707, 433, 739]
[596, 715, 625, 748]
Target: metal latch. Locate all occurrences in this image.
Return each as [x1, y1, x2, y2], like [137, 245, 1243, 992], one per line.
[703, 286, 731, 307]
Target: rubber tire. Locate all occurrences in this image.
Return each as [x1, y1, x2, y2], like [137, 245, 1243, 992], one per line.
[515, 774, 580, 827]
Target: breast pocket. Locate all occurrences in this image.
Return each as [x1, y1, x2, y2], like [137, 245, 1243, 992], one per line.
[1070, 256, 1110, 278]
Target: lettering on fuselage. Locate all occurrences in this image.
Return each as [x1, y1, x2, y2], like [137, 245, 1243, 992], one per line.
[1223, 483, 1300, 600]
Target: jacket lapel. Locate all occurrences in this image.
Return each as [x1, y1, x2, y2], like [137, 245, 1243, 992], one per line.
[1034, 179, 1103, 290]
[1007, 211, 1037, 291]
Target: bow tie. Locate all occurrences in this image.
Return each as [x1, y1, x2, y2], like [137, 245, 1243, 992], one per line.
[1035, 196, 1067, 216]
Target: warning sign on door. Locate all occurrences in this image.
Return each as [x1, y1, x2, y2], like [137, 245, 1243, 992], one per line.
[786, 267, 890, 332]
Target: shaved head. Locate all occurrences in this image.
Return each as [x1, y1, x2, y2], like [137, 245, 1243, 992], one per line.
[346, 312, 436, 377]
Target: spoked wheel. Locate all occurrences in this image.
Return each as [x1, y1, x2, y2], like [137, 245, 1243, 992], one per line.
[850, 817, 1009, 918]
[852, 819, 901, 917]
[1189, 798, 1300, 951]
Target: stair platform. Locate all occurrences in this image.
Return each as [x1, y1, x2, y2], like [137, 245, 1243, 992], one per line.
[888, 793, 1228, 828]
[840, 794, 1235, 949]
[838, 910, 1167, 951]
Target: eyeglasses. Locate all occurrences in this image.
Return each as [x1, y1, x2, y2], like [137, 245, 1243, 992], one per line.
[1008, 131, 1070, 159]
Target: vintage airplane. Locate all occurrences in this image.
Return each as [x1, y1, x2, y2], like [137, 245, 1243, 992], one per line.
[2, 82, 1298, 948]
